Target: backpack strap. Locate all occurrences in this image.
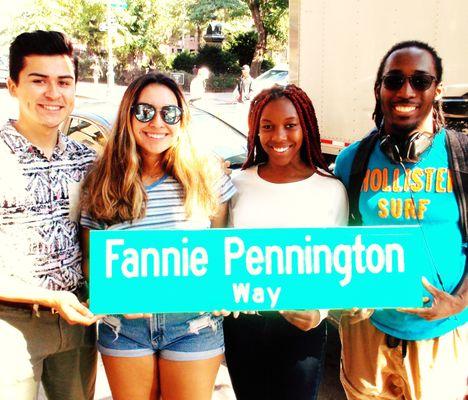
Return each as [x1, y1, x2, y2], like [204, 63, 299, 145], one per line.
[348, 128, 380, 225]
[445, 129, 468, 244]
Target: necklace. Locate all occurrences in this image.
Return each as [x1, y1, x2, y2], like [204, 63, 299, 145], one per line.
[142, 158, 164, 183]
[143, 169, 165, 186]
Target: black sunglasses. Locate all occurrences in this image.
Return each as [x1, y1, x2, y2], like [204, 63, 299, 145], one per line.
[381, 73, 437, 92]
[131, 103, 183, 125]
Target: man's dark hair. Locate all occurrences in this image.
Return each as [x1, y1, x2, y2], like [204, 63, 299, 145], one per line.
[372, 40, 444, 131]
[9, 30, 77, 84]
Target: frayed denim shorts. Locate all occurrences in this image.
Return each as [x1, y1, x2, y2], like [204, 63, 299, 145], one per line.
[98, 313, 224, 361]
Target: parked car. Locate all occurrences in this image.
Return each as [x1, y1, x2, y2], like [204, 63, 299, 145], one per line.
[0, 56, 8, 87]
[442, 84, 468, 132]
[61, 102, 247, 168]
[252, 65, 289, 97]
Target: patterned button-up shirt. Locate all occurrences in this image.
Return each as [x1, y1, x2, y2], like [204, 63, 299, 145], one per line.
[0, 120, 95, 291]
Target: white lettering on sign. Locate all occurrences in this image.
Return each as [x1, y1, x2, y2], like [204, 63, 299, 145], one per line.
[104, 234, 405, 288]
[105, 237, 208, 278]
[224, 234, 404, 287]
[232, 283, 282, 308]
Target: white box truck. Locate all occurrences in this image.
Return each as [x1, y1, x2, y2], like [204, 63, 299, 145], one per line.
[289, 0, 468, 158]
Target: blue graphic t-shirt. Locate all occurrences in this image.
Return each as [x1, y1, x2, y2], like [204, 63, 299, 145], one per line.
[334, 129, 467, 340]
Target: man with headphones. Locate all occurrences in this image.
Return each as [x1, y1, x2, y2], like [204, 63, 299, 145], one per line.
[334, 41, 467, 400]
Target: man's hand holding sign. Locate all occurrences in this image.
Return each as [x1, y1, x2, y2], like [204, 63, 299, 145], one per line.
[399, 276, 467, 321]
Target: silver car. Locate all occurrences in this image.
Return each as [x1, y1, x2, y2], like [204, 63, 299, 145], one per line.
[62, 103, 247, 168]
[252, 65, 289, 98]
[0, 56, 8, 87]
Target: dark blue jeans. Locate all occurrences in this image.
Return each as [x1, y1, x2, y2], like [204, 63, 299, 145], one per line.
[224, 312, 326, 400]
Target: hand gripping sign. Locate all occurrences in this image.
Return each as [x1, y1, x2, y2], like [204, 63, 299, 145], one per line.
[89, 226, 428, 314]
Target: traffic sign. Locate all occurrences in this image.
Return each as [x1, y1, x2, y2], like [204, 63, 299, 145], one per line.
[110, 0, 127, 9]
[170, 72, 185, 86]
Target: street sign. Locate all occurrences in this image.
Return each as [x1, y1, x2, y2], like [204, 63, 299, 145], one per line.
[110, 0, 127, 9]
[90, 226, 427, 314]
[170, 72, 185, 85]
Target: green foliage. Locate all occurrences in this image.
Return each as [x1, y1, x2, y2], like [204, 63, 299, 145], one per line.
[77, 53, 96, 82]
[172, 51, 197, 73]
[226, 31, 257, 67]
[242, 0, 288, 76]
[187, 0, 248, 26]
[195, 45, 238, 74]
[114, 64, 148, 85]
[262, 0, 289, 43]
[206, 73, 238, 92]
[6, 0, 287, 85]
[115, 0, 166, 70]
[8, 0, 107, 55]
[262, 0, 289, 52]
[9, 0, 66, 37]
[57, 0, 106, 55]
[261, 57, 275, 71]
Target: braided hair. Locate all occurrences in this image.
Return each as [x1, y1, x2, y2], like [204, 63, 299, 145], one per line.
[243, 84, 331, 175]
[372, 40, 445, 132]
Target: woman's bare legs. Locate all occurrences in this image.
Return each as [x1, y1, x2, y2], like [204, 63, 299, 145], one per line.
[102, 354, 159, 400]
[159, 354, 223, 400]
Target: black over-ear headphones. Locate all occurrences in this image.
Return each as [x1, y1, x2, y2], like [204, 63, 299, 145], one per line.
[379, 123, 434, 164]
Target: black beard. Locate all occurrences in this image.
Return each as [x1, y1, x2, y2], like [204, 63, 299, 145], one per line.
[387, 121, 419, 140]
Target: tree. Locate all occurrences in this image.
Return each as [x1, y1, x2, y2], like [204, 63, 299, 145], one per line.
[227, 31, 257, 67]
[57, 0, 106, 56]
[6, 0, 288, 79]
[187, 0, 249, 49]
[7, 0, 106, 60]
[244, 0, 288, 77]
[115, 0, 167, 70]
[9, 0, 66, 38]
[195, 45, 238, 74]
[172, 51, 197, 73]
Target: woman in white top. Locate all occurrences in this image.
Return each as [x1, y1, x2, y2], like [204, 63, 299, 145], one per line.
[224, 84, 348, 400]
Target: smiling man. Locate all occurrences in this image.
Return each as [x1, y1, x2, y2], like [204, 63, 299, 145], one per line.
[334, 41, 467, 400]
[0, 31, 97, 400]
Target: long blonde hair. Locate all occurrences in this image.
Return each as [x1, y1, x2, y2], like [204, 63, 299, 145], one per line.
[82, 73, 221, 225]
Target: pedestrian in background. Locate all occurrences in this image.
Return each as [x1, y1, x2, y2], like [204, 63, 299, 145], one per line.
[190, 66, 210, 102]
[0, 30, 98, 400]
[91, 59, 102, 85]
[80, 73, 235, 400]
[224, 84, 348, 400]
[233, 64, 253, 103]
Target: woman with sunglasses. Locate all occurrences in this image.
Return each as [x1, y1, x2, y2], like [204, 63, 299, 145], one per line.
[80, 73, 235, 400]
[224, 84, 348, 400]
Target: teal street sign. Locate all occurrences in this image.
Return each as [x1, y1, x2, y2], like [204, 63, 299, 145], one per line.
[89, 226, 428, 314]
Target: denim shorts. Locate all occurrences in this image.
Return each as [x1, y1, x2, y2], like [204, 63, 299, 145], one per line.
[98, 313, 224, 361]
